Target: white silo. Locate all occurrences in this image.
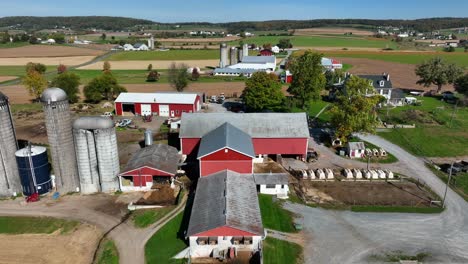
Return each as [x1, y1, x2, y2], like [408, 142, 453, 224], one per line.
[230, 47, 238, 65]
[238, 49, 244, 63]
[219, 43, 228, 68]
[73, 116, 120, 194]
[41, 88, 80, 193]
[73, 129, 100, 193]
[0, 92, 21, 196]
[243, 43, 249, 57]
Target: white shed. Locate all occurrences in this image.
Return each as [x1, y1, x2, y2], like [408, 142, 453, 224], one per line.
[347, 142, 366, 159]
[123, 44, 135, 51]
[253, 173, 289, 198]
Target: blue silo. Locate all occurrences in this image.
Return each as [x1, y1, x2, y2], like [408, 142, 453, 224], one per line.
[15, 145, 52, 196]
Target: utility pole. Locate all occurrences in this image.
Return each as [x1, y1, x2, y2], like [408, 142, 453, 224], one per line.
[442, 162, 454, 208]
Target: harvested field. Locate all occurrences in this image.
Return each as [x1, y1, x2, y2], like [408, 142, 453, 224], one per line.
[294, 27, 374, 36]
[342, 57, 453, 91]
[79, 59, 219, 69]
[0, 224, 100, 264]
[304, 181, 436, 207]
[0, 56, 96, 66]
[0, 45, 104, 58]
[0, 76, 16, 82]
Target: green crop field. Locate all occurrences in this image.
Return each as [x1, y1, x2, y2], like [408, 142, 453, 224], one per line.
[0, 66, 28, 77]
[323, 51, 468, 67]
[378, 95, 468, 157]
[107, 49, 219, 61]
[0, 42, 30, 49]
[230, 35, 396, 49]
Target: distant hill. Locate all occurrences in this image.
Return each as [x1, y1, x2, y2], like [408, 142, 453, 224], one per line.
[0, 16, 155, 31]
[0, 16, 466, 33]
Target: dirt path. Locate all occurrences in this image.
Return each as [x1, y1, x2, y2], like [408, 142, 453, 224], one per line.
[0, 225, 100, 264]
[0, 76, 16, 82]
[265, 228, 308, 246]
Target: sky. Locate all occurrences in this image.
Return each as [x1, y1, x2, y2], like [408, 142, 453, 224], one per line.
[0, 0, 467, 23]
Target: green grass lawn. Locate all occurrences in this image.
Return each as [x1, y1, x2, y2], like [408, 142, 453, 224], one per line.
[107, 49, 219, 61]
[0, 216, 79, 234]
[232, 35, 396, 49]
[324, 51, 468, 67]
[10, 103, 43, 114]
[132, 206, 175, 228]
[289, 99, 331, 122]
[97, 239, 119, 264]
[428, 165, 468, 202]
[378, 96, 468, 157]
[258, 194, 296, 233]
[70, 69, 245, 85]
[145, 211, 187, 264]
[0, 42, 30, 49]
[263, 237, 303, 264]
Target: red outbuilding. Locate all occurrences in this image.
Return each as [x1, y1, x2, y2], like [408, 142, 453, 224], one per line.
[114, 92, 201, 117]
[179, 113, 310, 163]
[119, 144, 181, 191]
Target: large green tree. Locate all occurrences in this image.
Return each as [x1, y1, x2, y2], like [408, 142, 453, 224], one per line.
[168, 63, 189, 92]
[83, 72, 126, 102]
[50, 72, 81, 103]
[454, 74, 468, 96]
[329, 75, 383, 142]
[242, 72, 285, 112]
[287, 51, 326, 109]
[26, 62, 47, 74]
[325, 69, 345, 89]
[415, 57, 464, 93]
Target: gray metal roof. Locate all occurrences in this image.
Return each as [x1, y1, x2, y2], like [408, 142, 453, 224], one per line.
[197, 123, 255, 159]
[187, 170, 263, 237]
[253, 173, 289, 185]
[213, 68, 258, 74]
[180, 113, 309, 138]
[121, 144, 181, 175]
[73, 116, 114, 130]
[40, 87, 68, 102]
[242, 56, 275, 64]
[358, 75, 393, 89]
[347, 142, 366, 150]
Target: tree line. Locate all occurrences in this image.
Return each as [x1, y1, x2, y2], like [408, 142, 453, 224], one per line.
[0, 16, 154, 31]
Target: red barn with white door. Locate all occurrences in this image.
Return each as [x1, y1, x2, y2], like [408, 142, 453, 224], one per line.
[180, 113, 309, 161]
[115, 92, 201, 117]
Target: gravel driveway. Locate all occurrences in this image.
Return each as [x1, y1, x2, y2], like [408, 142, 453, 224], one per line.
[287, 132, 468, 263]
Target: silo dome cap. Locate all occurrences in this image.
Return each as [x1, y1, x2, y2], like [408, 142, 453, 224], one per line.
[40, 87, 68, 102]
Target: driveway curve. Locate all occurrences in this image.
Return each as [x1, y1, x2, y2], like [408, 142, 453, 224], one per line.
[287, 133, 468, 263]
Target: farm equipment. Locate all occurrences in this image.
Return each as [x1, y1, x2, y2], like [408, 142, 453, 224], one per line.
[26, 193, 39, 203]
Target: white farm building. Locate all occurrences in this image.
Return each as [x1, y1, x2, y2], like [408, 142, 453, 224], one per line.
[213, 56, 276, 77]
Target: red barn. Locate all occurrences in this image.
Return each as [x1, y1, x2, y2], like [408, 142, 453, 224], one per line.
[259, 49, 273, 56]
[114, 92, 201, 117]
[119, 144, 181, 191]
[180, 113, 309, 161]
[197, 123, 255, 177]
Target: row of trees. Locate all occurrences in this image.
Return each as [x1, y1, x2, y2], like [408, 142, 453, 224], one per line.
[22, 61, 127, 104]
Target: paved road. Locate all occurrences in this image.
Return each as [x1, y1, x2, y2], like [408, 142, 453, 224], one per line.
[287, 132, 468, 263]
[0, 192, 187, 264]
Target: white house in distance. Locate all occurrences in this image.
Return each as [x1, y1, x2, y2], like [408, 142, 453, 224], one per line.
[186, 170, 264, 262]
[347, 142, 366, 159]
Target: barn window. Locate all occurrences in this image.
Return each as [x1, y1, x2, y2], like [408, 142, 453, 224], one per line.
[176, 110, 179, 115]
[197, 237, 208, 245]
[208, 237, 218, 245]
[266, 184, 276, 189]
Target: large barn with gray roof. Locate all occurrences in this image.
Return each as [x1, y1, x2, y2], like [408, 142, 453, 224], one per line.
[180, 113, 310, 168]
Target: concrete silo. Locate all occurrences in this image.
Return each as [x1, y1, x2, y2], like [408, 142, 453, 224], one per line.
[243, 43, 249, 57]
[230, 47, 238, 65]
[0, 92, 21, 196]
[219, 43, 228, 68]
[238, 49, 244, 63]
[40, 88, 80, 193]
[73, 116, 120, 194]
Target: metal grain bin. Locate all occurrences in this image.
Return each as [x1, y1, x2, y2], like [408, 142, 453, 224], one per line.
[15, 145, 52, 196]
